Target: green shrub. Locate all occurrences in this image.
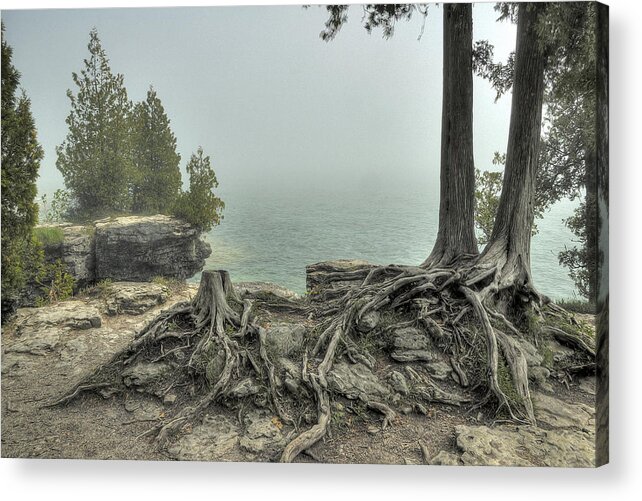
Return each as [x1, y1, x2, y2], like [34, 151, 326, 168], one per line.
[171, 147, 224, 232]
[34, 258, 75, 306]
[33, 226, 65, 247]
[555, 298, 596, 315]
[39, 189, 72, 224]
[151, 275, 186, 293]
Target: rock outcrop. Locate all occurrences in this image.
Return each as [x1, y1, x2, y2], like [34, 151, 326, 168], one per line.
[38, 215, 211, 287]
[430, 391, 596, 467]
[40, 224, 95, 288]
[94, 215, 211, 281]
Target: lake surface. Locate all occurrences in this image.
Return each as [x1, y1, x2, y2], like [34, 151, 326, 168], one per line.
[198, 186, 580, 300]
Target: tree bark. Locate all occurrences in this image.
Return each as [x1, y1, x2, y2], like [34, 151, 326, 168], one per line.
[423, 3, 477, 268]
[584, 143, 598, 304]
[478, 3, 547, 290]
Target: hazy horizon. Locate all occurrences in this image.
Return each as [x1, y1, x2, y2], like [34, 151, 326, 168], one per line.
[2, 3, 516, 197]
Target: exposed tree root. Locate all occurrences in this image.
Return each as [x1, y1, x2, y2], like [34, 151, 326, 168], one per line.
[48, 260, 595, 463]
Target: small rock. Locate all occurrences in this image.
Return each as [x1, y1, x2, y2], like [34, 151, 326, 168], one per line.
[528, 366, 551, 385]
[389, 371, 410, 395]
[578, 377, 596, 395]
[424, 360, 452, 380]
[265, 323, 306, 357]
[277, 357, 301, 380]
[517, 339, 543, 367]
[357, 311, 380, 333]
[4, 328, 62, 356]
[229, 378, 261, 398]
[390, 327, 437, 362]
[284, 377, 300, 396]
[327, 362, 391, 401]
[415, 403, 428, 415]
[240, 410, 286, 455]
[167, 414, 241, 461]
[367, 425, 380, 435]
[430, 450, 462, 466]
[163, 394, 177, 405]
[392, 327, 431, 351]
[122, 362, 172, 394]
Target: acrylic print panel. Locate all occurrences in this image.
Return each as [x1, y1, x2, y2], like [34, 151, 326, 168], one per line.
[0, 1, 608, 467]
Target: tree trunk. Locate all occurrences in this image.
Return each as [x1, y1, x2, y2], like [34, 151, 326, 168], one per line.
[423, 3, 477, 268]
[478, 3, 547, 291]
[584, 144, 598, 304]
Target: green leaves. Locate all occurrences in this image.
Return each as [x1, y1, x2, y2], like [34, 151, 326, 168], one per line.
[172, 147, 224, 233]
[474, 169, 503, 246]
[56, 28, 134, 219]
[1, 23, 43, 300]
[57, 30, 222, 235]
[131, 87, 182, 214]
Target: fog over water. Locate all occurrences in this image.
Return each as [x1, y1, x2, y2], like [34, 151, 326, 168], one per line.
[2, 4, 580, 298]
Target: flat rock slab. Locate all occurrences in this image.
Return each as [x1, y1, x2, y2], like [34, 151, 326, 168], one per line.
[234, 282, 299, 301]
[390, 327, 440, 364]
[240, 410, 287, 457]
[431, 393, 596, 467]
[265, 323, 306, 358]
[4, 328, 63, 356]
[449, 424, 594, 467]
[167, 414, 242, 461]
[104, 282, 170, 315]
[122, 362, 173, 396]
[328, 362, 391, 401]
[12, 302, 102, 333]
[533, 392, 594, 430]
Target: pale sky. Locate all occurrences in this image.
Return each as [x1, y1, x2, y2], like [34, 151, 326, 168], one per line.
[1, 3, 516, 196]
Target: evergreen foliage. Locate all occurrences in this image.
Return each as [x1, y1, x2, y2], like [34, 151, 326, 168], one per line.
[473, 3, 598, 301]
[173, 147, 224, 233]
[1, 23, 44, 301]
[131, 87, 182, 214]
[56, 28, 133, 219]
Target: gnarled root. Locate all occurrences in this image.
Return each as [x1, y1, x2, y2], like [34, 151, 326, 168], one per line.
[49, 261, 594, 463]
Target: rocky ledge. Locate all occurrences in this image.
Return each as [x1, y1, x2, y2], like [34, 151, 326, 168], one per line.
[39, 215, 211, 287]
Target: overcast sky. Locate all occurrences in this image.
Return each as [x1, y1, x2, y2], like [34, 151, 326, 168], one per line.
[2, 3, 516, 196]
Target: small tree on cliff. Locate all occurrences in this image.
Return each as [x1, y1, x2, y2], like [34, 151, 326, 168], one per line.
[1, 23, 43, 302]
[172, 147, 224, 232]
[56, 28, 133, 219]
[131, 87, 182, 214]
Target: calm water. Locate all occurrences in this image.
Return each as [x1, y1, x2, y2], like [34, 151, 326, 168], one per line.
[197, 186, 580, 300]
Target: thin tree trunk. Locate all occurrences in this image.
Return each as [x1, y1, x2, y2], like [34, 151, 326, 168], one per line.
[423, 3, 477, 268]
[479, 3, 547, 289]
[584, 144, 598, 304]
